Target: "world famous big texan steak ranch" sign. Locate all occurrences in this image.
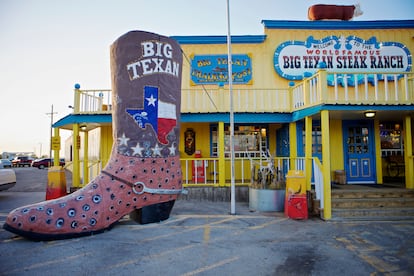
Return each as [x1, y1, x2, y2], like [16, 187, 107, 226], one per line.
[274, 35, 412, 81]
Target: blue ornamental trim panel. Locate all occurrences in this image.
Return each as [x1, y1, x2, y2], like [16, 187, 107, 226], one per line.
[262, 20, 414, 30]
[190, 54, 252, 85]
[274, 35, 412, 85]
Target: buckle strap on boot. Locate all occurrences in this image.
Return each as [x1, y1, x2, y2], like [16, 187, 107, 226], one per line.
[102, 170, 187, 195]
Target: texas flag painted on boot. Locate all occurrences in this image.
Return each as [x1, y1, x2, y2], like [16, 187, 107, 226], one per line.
[126, 86, 177, 145]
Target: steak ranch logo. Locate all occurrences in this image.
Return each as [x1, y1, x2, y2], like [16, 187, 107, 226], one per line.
[127, 41, 180, 79]
[274, 36, 412, 81]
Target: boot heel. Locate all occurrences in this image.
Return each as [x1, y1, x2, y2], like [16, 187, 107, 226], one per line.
[129, 200, 175, 224]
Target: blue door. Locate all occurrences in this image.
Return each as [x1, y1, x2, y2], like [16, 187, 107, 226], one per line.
[276, 124, 290, 176]
[342, 121, 376, 184]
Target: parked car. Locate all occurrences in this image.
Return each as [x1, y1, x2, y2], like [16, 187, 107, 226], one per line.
[12, 156, 33, 167]
[0, 159, 12, 168]
[31, 158, 65, 169]
[0, 168, 16, 191]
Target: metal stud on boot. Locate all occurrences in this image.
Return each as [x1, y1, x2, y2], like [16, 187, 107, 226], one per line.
[3, 31, 183, 240]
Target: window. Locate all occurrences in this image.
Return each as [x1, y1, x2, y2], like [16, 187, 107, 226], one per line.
[211, 125, 268, 158]
[301, 124, 322, 155]
[380, 122, 403, 156]
[347, 127, 369, 154]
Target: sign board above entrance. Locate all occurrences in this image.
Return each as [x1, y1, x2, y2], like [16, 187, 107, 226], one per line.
[274, 35, 412, 80]
[190, 54, 252, 85]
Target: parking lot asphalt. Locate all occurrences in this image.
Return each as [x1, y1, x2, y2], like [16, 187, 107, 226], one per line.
[1, 168, 414, 275]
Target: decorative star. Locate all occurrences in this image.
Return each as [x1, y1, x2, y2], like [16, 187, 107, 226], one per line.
[146, 94, 157, 107]
[131, 142, 144, 156]
[118, 133, 130, 146]
[168, 143, 176, 156]
[152, 143, 163, 156]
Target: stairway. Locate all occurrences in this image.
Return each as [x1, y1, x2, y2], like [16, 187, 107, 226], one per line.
[330, 186, 414, 221]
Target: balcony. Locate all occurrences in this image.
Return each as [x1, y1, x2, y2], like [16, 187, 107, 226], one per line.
[73, 70, 413, 115]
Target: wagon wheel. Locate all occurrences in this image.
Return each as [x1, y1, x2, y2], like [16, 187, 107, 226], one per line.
[387, 162, 399, 177]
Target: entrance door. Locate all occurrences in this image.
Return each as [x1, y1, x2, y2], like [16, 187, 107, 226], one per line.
[343, 121, 376, 184]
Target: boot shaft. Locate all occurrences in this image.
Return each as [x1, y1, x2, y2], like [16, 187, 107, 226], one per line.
[110, 31, 183, 157]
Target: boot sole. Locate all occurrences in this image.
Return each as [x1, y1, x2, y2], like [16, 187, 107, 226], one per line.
[2, 200, 175, 241]
[130, 200, 175, 224]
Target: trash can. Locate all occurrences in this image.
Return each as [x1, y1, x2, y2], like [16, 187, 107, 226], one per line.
[192, 150, 205, 183]
[334, 170, 346, 184]
[285, 170, 308, 219]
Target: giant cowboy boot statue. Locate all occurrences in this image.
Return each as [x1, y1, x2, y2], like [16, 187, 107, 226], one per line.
[3, 31, 184, 240]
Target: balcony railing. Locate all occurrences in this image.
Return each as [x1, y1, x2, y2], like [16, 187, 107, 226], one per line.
[74, 88, 112, 114]
[292, 71, 414, 110]
[73, 71, 413, 114]
[181, 88, 291, 113]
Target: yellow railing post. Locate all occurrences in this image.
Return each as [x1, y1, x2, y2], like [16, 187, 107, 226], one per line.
[288, 82, 294, 112]
[321, 110, 332, 219]
[74, 84, 81, 114]
[303, 76, 309, 107]
[318, 68, 328, 102]
[218, 121, 226, 187]
[305, 116, 313, 191]
[404, 115, 414, 189]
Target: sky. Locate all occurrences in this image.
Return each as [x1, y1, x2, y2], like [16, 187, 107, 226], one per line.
[0, 0, 413, 157]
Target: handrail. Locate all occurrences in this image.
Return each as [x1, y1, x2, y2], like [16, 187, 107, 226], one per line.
[312, 158, 324, 209]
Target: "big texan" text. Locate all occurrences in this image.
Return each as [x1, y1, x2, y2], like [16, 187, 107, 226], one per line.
[127, 41, 180, 79]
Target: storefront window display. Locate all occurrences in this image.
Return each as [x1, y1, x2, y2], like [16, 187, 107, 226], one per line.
[211, 125, 268, 158]
[380, 122, 403, 156]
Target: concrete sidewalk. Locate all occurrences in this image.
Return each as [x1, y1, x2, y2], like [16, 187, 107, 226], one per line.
[1, 197, 414, 276]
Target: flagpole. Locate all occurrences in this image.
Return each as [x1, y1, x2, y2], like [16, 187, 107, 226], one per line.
[226, 0, 236, 215]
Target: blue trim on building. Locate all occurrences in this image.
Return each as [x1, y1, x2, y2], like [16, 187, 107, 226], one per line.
[261, 20, 414, 30]
[323, 105, 414, 112]
[54, 104, 413, 129]
[292, 104, 414, 121]
[292, 106, 323, 121]
[181, 113, 292, 123]
[53, 114, 112, 128]
[171, 35, 267, 45]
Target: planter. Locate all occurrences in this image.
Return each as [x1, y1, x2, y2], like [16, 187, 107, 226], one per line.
[249, 188, 285, 212]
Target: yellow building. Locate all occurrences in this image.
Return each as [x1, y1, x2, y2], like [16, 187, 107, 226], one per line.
[53, 19, 414, 220]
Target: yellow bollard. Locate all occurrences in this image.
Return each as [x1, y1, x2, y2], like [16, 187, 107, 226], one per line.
[46, 166, 67, 200]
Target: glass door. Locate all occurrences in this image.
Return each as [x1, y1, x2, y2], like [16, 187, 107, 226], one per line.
[343, 121, 376, 183]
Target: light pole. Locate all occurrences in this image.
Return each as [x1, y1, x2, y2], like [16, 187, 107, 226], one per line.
[226, 0, 236, 215]
[46, 105, 57, 158]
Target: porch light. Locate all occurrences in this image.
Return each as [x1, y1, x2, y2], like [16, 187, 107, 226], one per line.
[364, 111, 376, 118]
[80, 124, 87, 131]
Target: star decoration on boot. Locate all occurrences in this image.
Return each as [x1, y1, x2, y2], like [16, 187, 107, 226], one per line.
[131, 142, 144, 156]
[168, 143, 177, 156]
[152, 144, 163, 157]
[118, 133, 130, 146]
